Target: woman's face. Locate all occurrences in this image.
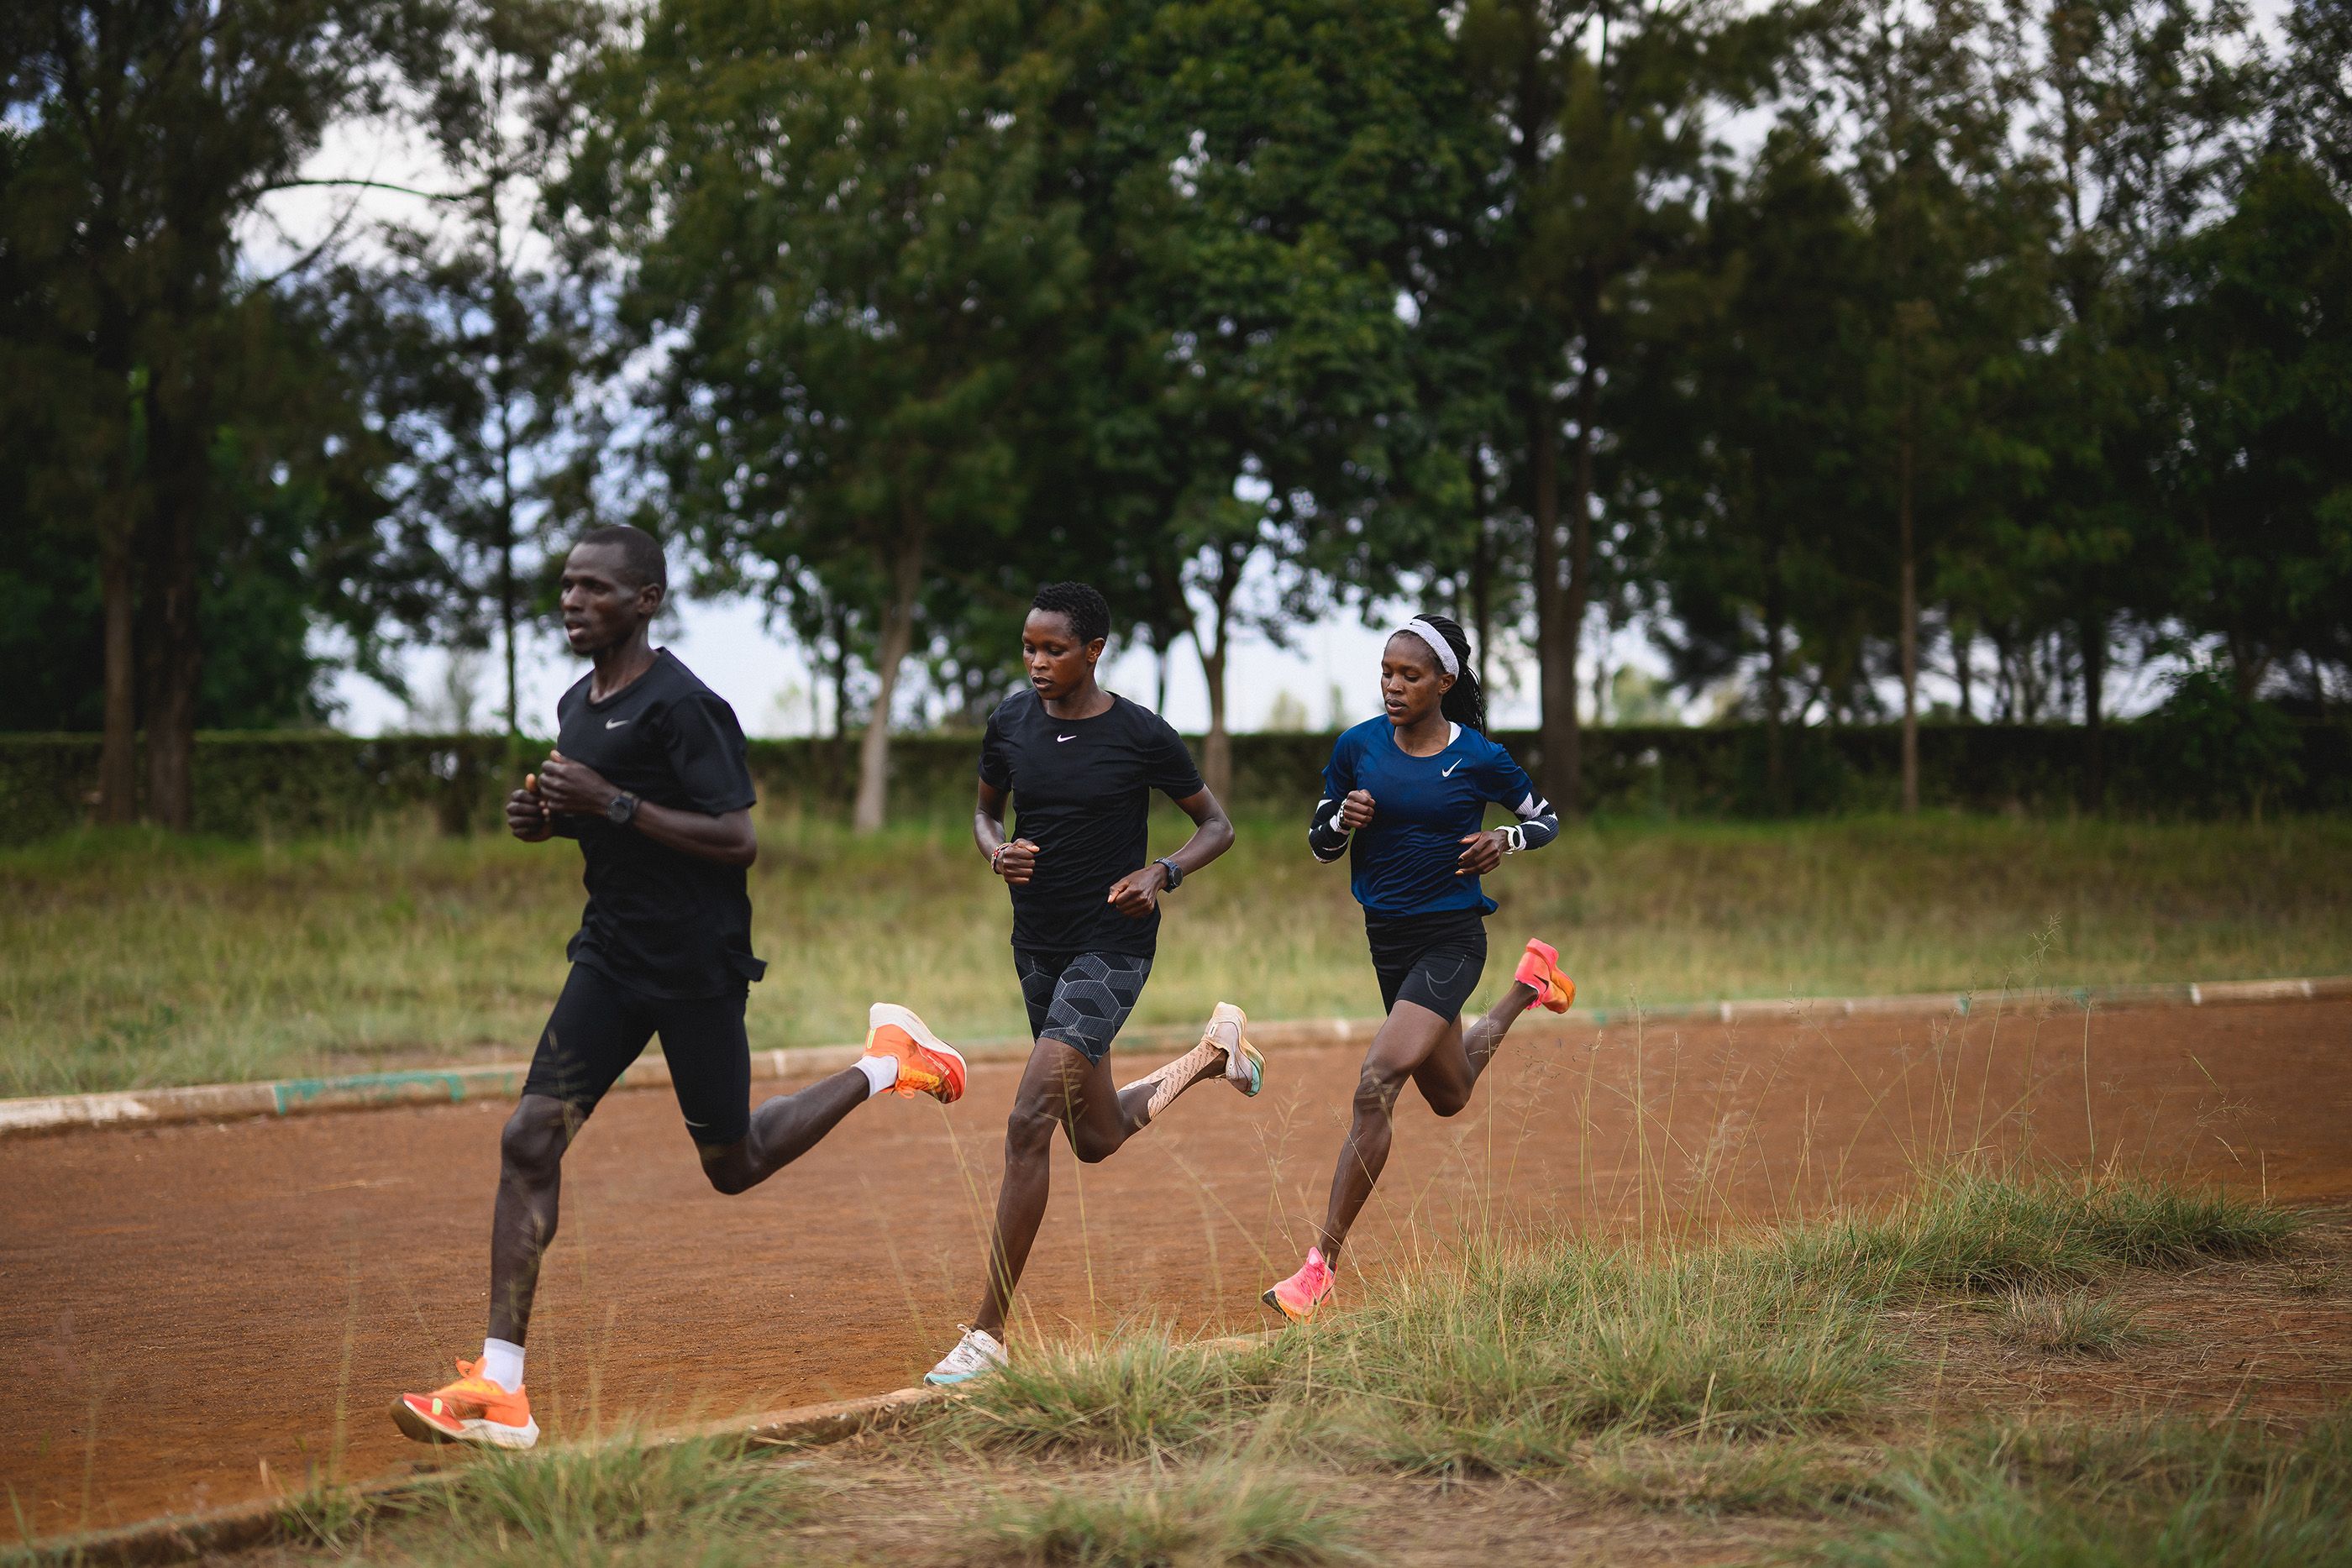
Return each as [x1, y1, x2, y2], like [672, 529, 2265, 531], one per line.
[1381, 632, 1453, 726]
[1023, 609, 1102, 701]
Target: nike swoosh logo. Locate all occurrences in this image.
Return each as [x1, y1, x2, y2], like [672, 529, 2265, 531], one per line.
[606, 718, 630, 729]
[1442, 759, 1462, 776]
[1056, 733, 1076, 742]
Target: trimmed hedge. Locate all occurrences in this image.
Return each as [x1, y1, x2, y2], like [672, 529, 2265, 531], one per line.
[3, 720, 2345, 844]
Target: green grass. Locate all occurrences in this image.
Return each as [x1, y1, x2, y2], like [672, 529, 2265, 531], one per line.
[3, 810, 2347, 1096]
[302, 1434, 809, 1567]
[984, 1467, 1362, 1567]
[932, 1172, 2294, 1483]
[1819, 1417, 2352, 1568]
[1781, 1169, 2301, 1301]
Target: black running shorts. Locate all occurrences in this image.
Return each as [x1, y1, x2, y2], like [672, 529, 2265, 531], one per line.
[1014, 949, 1153, 1066]
[1364, 909, 1488, 1021]
[519, 962, 752, 1145]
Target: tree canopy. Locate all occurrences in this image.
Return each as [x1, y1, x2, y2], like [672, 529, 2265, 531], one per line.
[4, 0, 2346, 826]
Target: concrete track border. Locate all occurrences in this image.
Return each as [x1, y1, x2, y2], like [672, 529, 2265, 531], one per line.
[5, 976, 2345, 1141]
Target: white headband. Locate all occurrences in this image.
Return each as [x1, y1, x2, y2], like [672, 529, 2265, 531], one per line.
[1396, 618, 1459, 678]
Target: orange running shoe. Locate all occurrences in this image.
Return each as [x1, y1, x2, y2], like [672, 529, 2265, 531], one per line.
[1514, 937, 1577, 1013]
[391, 1356, 538, 1449]
[864, 1003, 968, 1103]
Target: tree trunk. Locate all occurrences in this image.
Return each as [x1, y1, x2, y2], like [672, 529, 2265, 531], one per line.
[1897, 432, 1919, 816]
[141, 373, 204, 831]
[1531, 389, 1572, 801]
[1468, 449, 1494, 664]
[1192, 544, 1244, 800]
[97, 525, 139, 825]
[96, 330, 140, 826]
[851, 518, 926, 834]
[1953, 616, 1974, 721]
[2079, 611, 2106, 811]
[1590, 632, 1608, 726]
[499, 416, 519, 739]
[1562, 364, 1598, 810]
[1764, 543, 1786, 809]
[1199, 637, 1228, 799]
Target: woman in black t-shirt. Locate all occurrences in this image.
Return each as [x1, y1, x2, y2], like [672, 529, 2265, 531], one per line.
[920, 582, 1260, 1387]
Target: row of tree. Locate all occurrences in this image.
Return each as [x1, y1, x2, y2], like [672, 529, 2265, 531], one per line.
[5, 0, 2347, 827]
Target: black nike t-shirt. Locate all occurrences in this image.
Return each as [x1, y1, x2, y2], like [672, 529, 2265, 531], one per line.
[979, 689, 1205, 957]
[549, 650, 765, 998]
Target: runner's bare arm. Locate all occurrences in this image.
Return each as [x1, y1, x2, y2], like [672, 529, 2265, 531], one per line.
[975, 779, 1039, 884]
[537, 751, 757, 867]
[1107, 784, 1233, 915]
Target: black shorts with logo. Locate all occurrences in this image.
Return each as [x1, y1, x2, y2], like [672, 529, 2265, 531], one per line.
[1014, 949, 1153, 1065]
[519, 962, 752, 1145]
[1365, 909, 1488, 1022]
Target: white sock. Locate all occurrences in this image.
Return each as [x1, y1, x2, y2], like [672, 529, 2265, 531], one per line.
[855, 1054, 898, 1098]
[480, 1337, 525, 1392]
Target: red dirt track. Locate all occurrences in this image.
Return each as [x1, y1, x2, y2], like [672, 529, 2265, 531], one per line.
[4, 997, 2349, 1541]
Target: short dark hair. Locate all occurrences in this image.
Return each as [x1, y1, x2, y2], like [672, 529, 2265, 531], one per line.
[1031, 581, 1110, 646]
[575, 524, 668, 593]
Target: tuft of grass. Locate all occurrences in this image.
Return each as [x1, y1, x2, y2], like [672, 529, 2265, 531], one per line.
[2285, 1259, 2342, 1298]
[984, 1467, 1360, 1567]
[1782, 1168, 2297, 1301]
[1575, 1436, 1895, 1517]
[1322, 1242, 1886, 1476]
[376, 1434, 810, 1567]
[936, 1329, 1290, 1462]
[1990, 1289, 2149, 1358]
[1819, 1415, 2352, 1568]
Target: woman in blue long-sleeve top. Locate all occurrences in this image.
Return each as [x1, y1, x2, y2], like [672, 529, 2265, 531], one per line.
[1261, 613, 1578, 1323]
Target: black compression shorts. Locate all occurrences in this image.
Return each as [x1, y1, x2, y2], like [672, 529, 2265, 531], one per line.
[1365, 909, 1488, 1022]
[1014, 949, 1153, 1065]
[519, 962, 752, 1145]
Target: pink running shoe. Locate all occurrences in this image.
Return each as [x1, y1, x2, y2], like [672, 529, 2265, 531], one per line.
[1262, 1247, 1336, 1324]
[1513, 937, 1576, 1013]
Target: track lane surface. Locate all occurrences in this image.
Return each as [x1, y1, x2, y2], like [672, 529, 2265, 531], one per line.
[4, 998, 2348, 1539]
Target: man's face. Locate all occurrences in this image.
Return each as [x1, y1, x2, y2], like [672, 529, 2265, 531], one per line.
[559, 543, 659, 657]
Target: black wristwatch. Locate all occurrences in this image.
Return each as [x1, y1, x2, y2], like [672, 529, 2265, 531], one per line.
[606, 790, 640, 826]
[1156, 856, 1184, 891]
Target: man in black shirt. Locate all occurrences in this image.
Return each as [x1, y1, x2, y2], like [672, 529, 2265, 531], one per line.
[392, 524, 966, 1451]
[921, 582, 1260, 1387]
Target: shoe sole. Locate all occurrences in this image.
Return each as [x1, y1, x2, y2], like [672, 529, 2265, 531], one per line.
[923, 1366, 1000, 1387]
[1260, 1286, 1327, 1324]
[391, 1397, 539, 1450]
[869, 1003, 969, 1098]
[1211, 1003, 1263, 1097]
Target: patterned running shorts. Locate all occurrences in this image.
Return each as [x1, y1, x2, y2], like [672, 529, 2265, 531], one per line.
[1013, 949, 1153, 1065]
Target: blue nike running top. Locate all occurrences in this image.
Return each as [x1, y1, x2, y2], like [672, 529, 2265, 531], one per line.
[1305, 717, 1559, 917]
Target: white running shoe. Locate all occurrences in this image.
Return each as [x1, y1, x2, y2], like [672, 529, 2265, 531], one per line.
[924, 1324, 1008, 1387]
[1209, 1001, 1263, 1096]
